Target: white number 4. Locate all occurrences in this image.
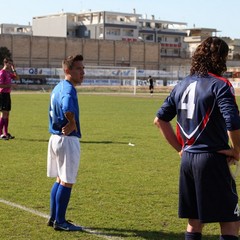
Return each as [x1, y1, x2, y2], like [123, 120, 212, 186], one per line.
[234, 203, 240, 216]
[180, 81, 197, 119]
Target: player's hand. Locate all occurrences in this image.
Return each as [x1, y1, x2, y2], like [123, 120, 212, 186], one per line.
[178, 150, 183, 158]
[227, 158, 238, 165]
[218, 148, 240, 163]
[62, 112, 77, 135]
[153, 117, 161, 128]
[62, 121, 77, 135]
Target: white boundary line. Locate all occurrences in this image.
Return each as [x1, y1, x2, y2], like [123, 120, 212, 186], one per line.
[0, 198, 123, 240]
[0, 199, 49, 218]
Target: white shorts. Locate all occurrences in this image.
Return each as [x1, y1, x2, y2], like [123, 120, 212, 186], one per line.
[47, 134, 80, 184]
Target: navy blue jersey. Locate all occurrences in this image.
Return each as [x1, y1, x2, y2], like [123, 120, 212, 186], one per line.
[157, 73, 240, 152]
[49, 80, 81, 138]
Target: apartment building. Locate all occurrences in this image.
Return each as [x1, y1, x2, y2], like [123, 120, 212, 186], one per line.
[31, 10, 187, 58]
[2, 10, 240, 60]
[221, 37, 240, 60]
[32, 12, 74, 37]
[138, 16, 187, 57]
[76, 10, 141, 41]
[0, 23, 32, 35]
[184, 28, 218, 57]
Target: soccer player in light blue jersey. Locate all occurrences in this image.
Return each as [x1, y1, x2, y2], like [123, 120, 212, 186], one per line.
[154, 37, 240, 240]
[47, 54, 84, 231]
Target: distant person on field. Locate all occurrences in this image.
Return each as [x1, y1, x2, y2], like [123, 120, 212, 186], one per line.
[47, 54, 85, 231]
[154, 37, 240, 240]
[147, 75, 154, 95]
[0, 57, 19, 140]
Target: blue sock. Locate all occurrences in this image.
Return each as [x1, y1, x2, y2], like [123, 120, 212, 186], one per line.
[55, 185, 72, 224]
[185, 232, 202, 240]
[220, 236, 238, 240]
[49, 182, 60, 220]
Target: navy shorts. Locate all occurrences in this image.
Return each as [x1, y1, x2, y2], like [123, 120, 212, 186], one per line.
[0, 93, 11, 111]
[149, 85, 154, 90]
[179, 151, 240, 223]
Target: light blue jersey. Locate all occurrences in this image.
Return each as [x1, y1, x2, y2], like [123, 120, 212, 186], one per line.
[49, 80, 81, 138]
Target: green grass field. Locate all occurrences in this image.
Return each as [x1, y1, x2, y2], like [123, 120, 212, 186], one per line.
[0, 92, 239, 240]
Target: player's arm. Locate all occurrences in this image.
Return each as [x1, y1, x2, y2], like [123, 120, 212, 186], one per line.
[62, 111, 77, 135]
[216, 83, 240, 161]
[154, 117, 182, 153]
[229, 129, 240, 152]
[0, 83, 11, 88]
[218, 129, 240, 162]
[227, 129, 240, 161]
[11, 64, 20, 80]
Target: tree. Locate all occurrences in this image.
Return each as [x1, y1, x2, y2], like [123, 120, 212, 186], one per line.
[0, 47, 12, 66]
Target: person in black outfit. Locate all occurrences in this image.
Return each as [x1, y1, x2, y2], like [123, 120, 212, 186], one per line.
[147, 75, 154, 95]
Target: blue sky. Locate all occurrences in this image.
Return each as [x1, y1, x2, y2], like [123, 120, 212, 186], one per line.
[1, 0, 239, 38]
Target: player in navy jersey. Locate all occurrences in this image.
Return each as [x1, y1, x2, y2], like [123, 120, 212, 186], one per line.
[47, 54, 84, 231]
[154, 37, 240, 240]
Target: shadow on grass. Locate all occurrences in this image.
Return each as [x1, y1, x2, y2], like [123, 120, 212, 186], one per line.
[81, 140, 128, 145]
[15, 138, 128, 144]
[15, 138, 49, 142]
[85, 227, 218, 240]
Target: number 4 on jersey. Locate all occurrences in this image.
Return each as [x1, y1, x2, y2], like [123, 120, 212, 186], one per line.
[234, 203, 240, 216]
[180, 81, 197, 119]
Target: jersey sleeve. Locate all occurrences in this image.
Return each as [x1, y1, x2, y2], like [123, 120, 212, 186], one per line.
[156, 88, 177, 122]
[61, 93, 75, 114]
[216, 81, 240, 131]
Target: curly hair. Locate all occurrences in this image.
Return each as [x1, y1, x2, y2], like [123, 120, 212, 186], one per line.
[190, 37, 229, 77]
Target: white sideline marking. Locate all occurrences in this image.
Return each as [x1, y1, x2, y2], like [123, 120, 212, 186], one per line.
[0, 199, 49, 218]
[0, 198, 123, 240]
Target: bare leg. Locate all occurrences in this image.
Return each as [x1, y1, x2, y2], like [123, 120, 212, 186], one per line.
[220, 221, 239, 237]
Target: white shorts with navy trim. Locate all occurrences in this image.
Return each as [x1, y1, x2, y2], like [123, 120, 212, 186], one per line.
[47, 134, 80, 184]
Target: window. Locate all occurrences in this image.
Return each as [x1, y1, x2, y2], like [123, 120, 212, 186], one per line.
[107, 28, 120, 36]
[174, 49, 179, 55]
[84, 30, 90, 37]
[146, 34, 154, 41]
[174, 37, 179, 42]
[155, 23, 161, 29]
[123, 29, 133, 37]
[17, 27, 23, 32]
[161, 49, 167, 54]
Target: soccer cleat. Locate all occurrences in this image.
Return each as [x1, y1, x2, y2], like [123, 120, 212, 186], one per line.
[53, 220, 83, 231]
[47, 217, 54, 227]
[7, 133, 15, 139]
[0, 134, 9, 140]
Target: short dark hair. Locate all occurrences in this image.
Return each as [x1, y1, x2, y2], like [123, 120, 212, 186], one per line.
[190, 37, 229, 77]
[62, 54, 83, 70]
